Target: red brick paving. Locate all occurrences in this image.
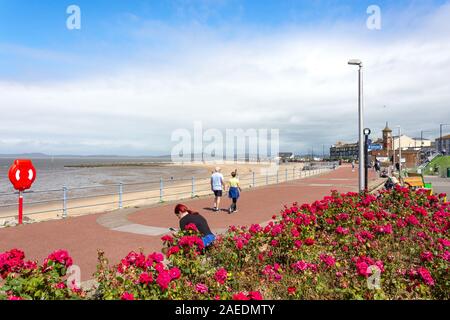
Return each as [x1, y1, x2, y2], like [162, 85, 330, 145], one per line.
[0, 165, 377, 281]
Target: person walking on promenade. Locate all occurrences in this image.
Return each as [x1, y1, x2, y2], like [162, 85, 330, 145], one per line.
[174, 204, 216, 247]
[227, 170, 242, 214]
[211, 167, 225, 212]
[351, 160, 355, 172]
[374, 159, 381, 175]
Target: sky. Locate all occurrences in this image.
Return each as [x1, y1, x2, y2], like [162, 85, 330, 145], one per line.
[0, 0, 449, 156]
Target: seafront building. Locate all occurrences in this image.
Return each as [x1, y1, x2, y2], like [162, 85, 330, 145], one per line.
[330, 122, 433, 168]
[329, 142, 359, 159]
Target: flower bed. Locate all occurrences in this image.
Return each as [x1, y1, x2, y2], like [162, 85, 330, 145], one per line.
[0, 249, 85, 300]
[1, 186, 449, 300]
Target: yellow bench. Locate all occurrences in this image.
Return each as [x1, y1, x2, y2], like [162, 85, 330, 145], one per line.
[403, 176, 433, 196]
[403, 176, 424, 188]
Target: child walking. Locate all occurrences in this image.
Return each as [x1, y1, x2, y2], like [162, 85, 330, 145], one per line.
[228, 170, 242, 214]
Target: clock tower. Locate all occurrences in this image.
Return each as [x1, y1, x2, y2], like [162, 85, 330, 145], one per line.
[382, 122, 393, 151]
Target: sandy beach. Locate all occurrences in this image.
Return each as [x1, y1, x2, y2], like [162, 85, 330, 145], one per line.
[0, 161, 332, 226]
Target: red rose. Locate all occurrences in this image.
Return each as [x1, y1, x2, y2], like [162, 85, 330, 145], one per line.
[169, 267, 181, 280]
[214, 268, 228, 284]
[139, 272, 153, 284]
[121, 292, 135, 300]
[184, 223, 198, 232]
[156, 270, 172, 290]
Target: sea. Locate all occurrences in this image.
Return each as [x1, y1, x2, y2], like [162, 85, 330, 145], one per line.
[0, 156, 208, 206]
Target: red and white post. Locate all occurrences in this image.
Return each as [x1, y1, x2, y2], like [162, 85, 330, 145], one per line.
[18, 191, 23, 225]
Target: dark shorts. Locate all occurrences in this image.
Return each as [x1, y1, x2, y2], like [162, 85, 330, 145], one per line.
[213, 190, 223, 197]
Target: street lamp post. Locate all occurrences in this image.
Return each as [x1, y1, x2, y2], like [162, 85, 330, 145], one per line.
[396, 125, 402, 178]
[392, 133, 395, 174]
[363, 128, 371, 191]
[348, 59, 365, 192]
[419, 130, 432, 166]
[420, 130, 431, 148]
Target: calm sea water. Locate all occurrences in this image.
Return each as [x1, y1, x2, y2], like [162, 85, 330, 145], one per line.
[0, 157, 208, 205]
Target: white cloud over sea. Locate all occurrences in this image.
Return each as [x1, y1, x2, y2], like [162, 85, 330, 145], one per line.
[0, 3, 450, 155]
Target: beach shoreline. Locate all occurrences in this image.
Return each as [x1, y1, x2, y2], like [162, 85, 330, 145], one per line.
[0, 161, 330, 226]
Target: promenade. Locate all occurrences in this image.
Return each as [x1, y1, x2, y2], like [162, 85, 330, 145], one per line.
[0, 165, 380, 281]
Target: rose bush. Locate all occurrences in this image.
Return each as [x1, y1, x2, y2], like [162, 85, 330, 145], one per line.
[2, 186, 448, 300]
[0, 249, 85, 300]
[154, 186, 449, 300]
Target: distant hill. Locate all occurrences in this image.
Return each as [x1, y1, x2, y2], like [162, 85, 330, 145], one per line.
[0, 153, 49, 158]
[0, 153, 170, 158]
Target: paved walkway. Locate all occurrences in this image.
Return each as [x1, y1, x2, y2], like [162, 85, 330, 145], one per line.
[424, 176, 450, 195]
[0, 165, 380, 281]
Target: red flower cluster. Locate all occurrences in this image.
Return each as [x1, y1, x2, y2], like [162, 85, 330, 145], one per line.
[291, 260, 317, 273]
[0, 249, 36, 279]
[336, 226, 349, 235]
[121, 292, 135, 300]
[195, 283, 208, 294]
[184, 223, 199, 232]
[232, 291, 263, 300]
[156, 270, 172, 290]
[417, 267, 435, 286]
[43, 250, 73, 270]
[115, 250, 181, 292]
[169, 267, 181, 280]
[249, 224, 262, 234]
[166, 246, 180, 258]
[320, 254, 336, 268]
[262, 263, 282, 281]
[118, 251, 147, 273]
[161, 235, 174, 244]
[214, 268, 228, 284]
[139, 272, 153, 284]
[354, 256, 384, 277]
[178, 235, 205, 251]
[233, 235, 250, 250]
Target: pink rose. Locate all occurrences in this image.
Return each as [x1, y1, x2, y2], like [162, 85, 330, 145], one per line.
[156, 270, 172, 290]
[169, 267, 181, 280]
[195, 283, 208, 294]
[214, 268, 228, 284]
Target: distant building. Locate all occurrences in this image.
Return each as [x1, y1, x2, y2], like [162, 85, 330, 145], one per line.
[370, 123, 422, 168]
[330, 142, 359, 159]
[392, 135, 431, 149]
[436, 134, 450, 154]
[278, 152, 293, 163]
[330, 122, 434, 166]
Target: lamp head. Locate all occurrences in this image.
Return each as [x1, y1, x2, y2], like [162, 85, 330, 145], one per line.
[348, 59, 362, 66]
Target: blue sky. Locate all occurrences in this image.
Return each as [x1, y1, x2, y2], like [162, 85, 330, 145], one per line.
[0, 1, 444, 43]
[0, 0, 449, 155]
[1, 0, 446, 80]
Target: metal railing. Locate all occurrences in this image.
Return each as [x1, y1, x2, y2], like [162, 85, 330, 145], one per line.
[0, 162, 337, 222]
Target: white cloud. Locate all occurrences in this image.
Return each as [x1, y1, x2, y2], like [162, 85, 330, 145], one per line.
[1, 3, 450, 155]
